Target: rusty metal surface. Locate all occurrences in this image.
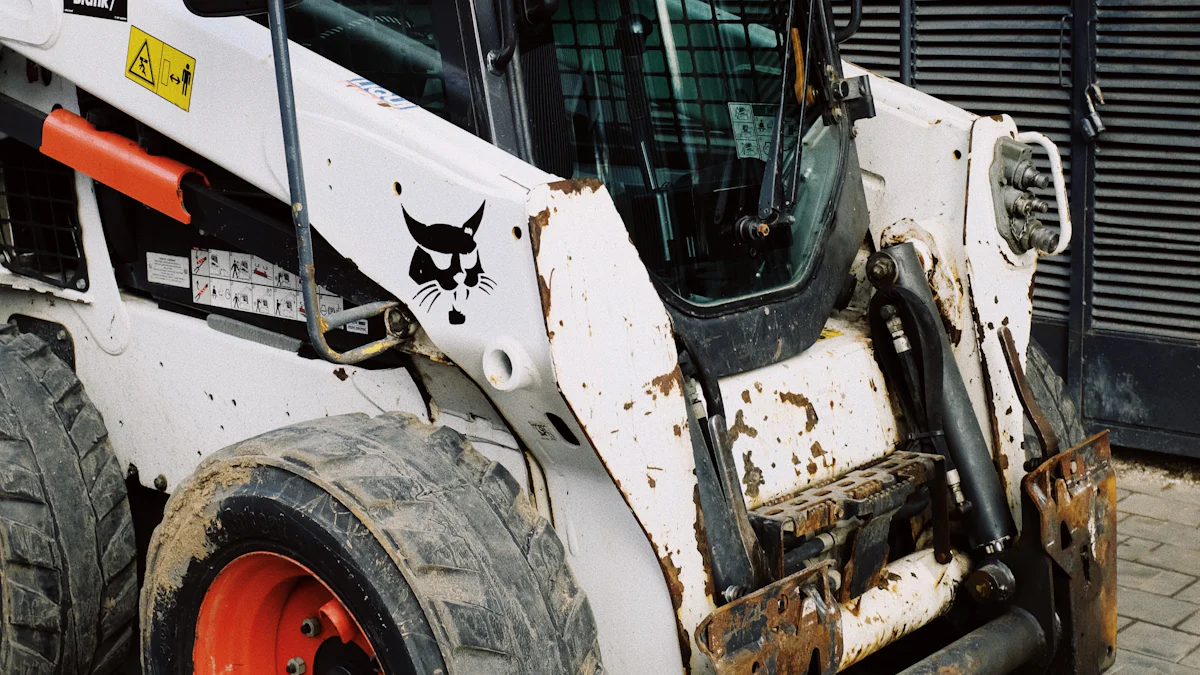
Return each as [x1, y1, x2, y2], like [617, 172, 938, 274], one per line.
[750, 452, 951, 600]
[753, 452, 938, 536]
[1022, 431, 1118, 673]
[697, 563, 841, 675]
[895, 608, 1045, 675]
[999, 325, 1059, 459]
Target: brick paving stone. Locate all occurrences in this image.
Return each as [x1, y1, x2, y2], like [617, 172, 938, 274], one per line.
[1141, 543, 1200, 578]
[1117, 487, 1131, 502]
[1180, 582, 1200, 605]
[1180, 613, 1200, 636]
[1184, 647, 1200, 670]
[1118, 615, 1134, 631]
[1118, 587, 1199, 627]
[1118, 559, 1196, 596]
[1119, 621, 1200, 662]
[1120, 493, 1200, 527]
[1118, 535, 1162, 561]
[1120, 515, 1200, 551]
[1111, 650, 1200, 674]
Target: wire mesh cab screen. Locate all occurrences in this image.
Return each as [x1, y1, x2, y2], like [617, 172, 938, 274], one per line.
[0, 139, 87, 291]
[549, 0, 844, 308]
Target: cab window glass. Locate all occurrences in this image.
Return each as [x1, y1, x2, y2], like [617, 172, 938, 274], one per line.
[256, 0, 479, 134]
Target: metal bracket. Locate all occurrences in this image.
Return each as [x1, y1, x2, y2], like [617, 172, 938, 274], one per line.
[1021, 431, 1118, 673]
[696, 562, 842, 675]
[999, 325, 1060, 463]
[750, 451, 952, 593]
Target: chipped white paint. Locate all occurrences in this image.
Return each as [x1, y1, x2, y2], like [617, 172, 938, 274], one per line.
[963, 115, 1043, 518]
[839, 548, 973, 669]
[849, 65, 995, 465]
[531, 180, 711, 674]
[720, 315, 900, 509]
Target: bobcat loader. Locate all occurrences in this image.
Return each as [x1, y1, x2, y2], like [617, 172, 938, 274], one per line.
[0, 0, 1116, 673]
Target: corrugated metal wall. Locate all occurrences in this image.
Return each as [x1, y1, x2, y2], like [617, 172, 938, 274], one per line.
[1092, 1, 1200, 342]
[839, 0, 1200, 455]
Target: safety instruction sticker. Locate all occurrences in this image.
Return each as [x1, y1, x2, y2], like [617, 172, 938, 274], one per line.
[145, 252, 190, 288]
[147, 248, 368, 334]
[728, 102, 798, 162]
[126, 26, 196, 111]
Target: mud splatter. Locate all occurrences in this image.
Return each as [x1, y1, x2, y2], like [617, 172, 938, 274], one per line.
[742, 451, 765, 499]
[728, 410, 759, 444]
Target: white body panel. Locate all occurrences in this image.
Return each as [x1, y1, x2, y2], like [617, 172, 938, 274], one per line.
[721, 316, 901, 510]
[0, 2, 1065, 665]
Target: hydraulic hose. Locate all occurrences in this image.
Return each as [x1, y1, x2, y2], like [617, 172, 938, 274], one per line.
[868, 243, 1016, 553]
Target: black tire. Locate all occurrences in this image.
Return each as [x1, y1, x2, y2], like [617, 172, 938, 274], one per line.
[1023, 341, 1086, 457]
[142, 412, 604, 675]
[0, 326, 137, 674]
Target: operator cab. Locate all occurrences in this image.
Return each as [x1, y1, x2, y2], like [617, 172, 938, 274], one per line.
[253, 0, 873, 373]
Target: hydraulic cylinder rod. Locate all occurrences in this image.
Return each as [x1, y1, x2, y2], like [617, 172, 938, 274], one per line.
[896, 608, 1046, 675]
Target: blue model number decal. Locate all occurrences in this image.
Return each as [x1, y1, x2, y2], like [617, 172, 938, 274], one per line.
[343, 78, 417, 111]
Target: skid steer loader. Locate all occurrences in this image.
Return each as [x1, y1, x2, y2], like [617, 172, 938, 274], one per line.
[0, 0, 1116, 673]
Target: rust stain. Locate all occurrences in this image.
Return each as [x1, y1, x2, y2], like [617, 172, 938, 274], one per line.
[548, 176, 604, 196]
[728, 410, 758, 444]
[754, 381, 763, 393]
[869, 378, 878, 392]
[673, 424, 682, 437]
[779, 391, 819, 432]
[810, 441, 826, 459]
[623, 401, 634, 410]
[647, 474, 657, 489]
[658, 553, 692, 666]
[650, 367, 682, 397]
[741, 389, 752, 404]
[742, 450, 765, 499]
[792, 453, 801, 465]
[538, 269, 554, 321]
[332, 368, 348, 381]
[807, 459, 819, 475]
[693, 485, 717, 599]
[528, 209, 550, 258]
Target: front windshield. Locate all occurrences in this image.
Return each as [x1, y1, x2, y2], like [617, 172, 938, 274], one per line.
[549, 0, 846, 307]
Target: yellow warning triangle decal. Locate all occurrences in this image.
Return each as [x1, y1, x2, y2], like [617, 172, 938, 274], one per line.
[128, 40, 155, 87]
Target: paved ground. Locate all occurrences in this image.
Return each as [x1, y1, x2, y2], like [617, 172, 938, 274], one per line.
[1107, 453, 1200, 673]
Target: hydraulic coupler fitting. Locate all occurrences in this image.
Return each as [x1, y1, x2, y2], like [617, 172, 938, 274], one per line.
[868, 243, 1016, 553]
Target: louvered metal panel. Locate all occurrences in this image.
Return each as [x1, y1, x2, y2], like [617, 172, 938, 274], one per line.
[836, 1, 904, 78]
[839, 1, 1075, 319]
[1092, 1, 1200, 341]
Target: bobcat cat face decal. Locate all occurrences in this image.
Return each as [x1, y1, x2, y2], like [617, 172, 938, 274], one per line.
[406, 202, 494, 325]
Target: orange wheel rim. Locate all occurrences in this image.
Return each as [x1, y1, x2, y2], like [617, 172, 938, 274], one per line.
[193, 551, 377, 674]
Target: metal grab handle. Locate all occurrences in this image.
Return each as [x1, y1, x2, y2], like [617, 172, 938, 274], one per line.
[1014, 131, 1072, 256]
[267, 0, 403, 364]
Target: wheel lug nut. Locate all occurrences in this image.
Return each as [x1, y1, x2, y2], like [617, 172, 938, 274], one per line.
[300, 617, 323, 638]
[285, 657, 307, 674]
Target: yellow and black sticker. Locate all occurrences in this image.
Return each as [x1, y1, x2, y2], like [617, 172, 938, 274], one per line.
[125, 26, 195, 111]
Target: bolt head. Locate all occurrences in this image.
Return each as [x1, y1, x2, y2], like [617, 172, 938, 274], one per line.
[75, 278, 87, 290]
[285, 657, 307, 675]
[153, 474, 168, 491]
[866, 255, 897, 284]
[299, 617, 322, 638]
